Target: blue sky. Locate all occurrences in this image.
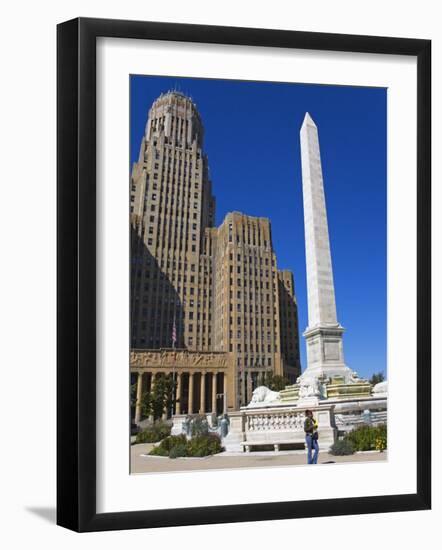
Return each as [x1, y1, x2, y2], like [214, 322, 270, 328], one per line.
[130, 75, 387, 380]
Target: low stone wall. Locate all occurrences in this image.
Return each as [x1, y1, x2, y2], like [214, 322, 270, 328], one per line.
[170, 395, 387, 452]
[223, 403, 337, 452]
[331, 396, 388, 433]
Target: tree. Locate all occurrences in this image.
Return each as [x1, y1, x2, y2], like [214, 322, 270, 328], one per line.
[262, 372, 290, 391]
[140, 391, 153, 418]
[151, 374, 176, 420]
[369, 372, 385, 386]
[130, 382, 137, 408]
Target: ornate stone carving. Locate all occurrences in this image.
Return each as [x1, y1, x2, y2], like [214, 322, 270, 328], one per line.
[130, 349, 228, 369]
[247, 386, 281, 407]
[372, 380, 388, 395]
[247, 411, 304, 432]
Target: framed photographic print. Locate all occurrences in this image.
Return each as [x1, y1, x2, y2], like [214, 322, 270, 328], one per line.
[57, 17, 431, 532]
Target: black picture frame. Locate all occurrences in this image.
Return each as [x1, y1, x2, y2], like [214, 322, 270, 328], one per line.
[57, 17, 431, 532]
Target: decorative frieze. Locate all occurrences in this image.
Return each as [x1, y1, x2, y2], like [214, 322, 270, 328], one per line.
[130, 349, 228, 369]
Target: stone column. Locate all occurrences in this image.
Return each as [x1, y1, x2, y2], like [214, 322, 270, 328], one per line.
[175, 372, 182, 415]
[161, 372, 168, 420]
[134, 371, 143, 424]
[221, 373, 227, 414]
[212, 372, 217, 413]
[188, 372, 194, 414]
[241, 370, 246, 407]
[148, 372, 155, 422]
[200, 372, 206, 413]
[246, 371, 252, 405]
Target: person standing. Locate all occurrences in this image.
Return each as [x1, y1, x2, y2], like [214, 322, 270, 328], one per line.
[304, 409, 319, 464]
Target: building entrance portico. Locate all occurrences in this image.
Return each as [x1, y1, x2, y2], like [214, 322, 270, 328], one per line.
[131, 349, 229, 423]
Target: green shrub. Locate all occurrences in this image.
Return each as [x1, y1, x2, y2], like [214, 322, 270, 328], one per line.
[149, 444, 169, 456]
[169, 443, 188, 459]
[149, 434, 187, 456]
[375, 424, 387, 451]
[187, 434, 223, 457]
[148, 433, 223, 458]
[344, 424, 387, 452]
[330, 439, 355, 456]
[135, 420, 171, 444]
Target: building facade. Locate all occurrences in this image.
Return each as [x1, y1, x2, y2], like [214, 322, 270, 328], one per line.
[130, 91, 301, 415]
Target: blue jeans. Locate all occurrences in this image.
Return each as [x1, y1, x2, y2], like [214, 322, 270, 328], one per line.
[306, 434, 319, 464]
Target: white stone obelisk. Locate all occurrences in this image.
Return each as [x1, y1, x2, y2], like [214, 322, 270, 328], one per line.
[299, 113, 353, 388]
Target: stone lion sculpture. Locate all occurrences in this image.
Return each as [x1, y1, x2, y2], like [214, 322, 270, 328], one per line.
[248, 386, 281, 407]
[372, 380, 388, 395]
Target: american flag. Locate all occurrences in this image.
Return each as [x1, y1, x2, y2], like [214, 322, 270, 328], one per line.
[172, 315, 177, 347]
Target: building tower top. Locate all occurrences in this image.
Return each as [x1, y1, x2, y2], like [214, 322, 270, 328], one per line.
[146, 90, 204, 148]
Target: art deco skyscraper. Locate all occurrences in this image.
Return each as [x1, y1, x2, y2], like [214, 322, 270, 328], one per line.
[130, 91, 215, 351]
[212, 212, 288, 407]
[130, 91, 301, 408]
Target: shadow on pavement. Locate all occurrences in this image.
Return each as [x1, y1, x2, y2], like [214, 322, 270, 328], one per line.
[25, 506, 56, 524]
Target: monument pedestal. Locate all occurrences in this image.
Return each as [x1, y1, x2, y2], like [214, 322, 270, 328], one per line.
[222, 411, 246, 452]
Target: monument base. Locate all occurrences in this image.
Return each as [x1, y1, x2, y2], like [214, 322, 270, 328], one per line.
[170, 414, 187, 436]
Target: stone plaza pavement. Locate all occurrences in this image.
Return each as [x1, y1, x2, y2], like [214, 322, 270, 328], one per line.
[131, 443, 387, 474]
